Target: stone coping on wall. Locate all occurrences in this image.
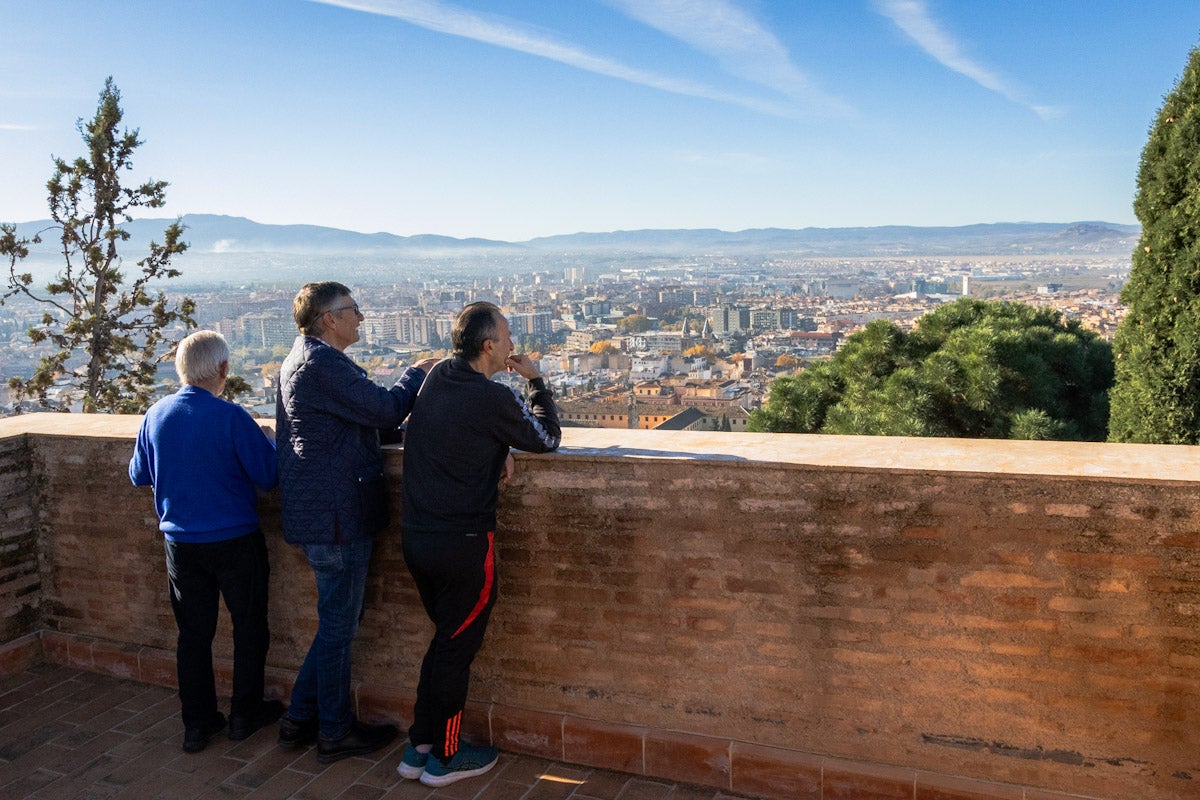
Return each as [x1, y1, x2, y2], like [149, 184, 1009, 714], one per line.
[4, 412, 1200, 483]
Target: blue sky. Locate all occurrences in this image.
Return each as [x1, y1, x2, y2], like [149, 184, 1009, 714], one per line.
[3, 1, 1200, 241]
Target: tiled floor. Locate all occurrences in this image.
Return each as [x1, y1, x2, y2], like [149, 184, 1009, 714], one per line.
[0, 663, 761, 800]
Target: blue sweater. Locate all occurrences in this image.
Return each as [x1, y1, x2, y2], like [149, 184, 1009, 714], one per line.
[130, 385, 278, 543]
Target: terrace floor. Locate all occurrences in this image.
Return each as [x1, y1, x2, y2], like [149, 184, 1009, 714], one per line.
[0, 663, 761, 800]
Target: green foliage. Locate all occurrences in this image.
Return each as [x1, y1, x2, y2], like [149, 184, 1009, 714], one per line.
[0, 78, 194, 413]
[748, 299, 1114, 441]
[616, 314, 653, 333]
[221, 375, 252, 402]
[1109, 44, 1200, 443]
[1010, 409, 1067, 441]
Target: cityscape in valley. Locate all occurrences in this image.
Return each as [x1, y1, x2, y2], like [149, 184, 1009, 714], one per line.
[0, 217, 1138, 428]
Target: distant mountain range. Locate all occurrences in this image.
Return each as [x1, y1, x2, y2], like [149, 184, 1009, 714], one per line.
[525, 221, 1140, 257]
[4, 215, 1139, 285]
[7, 214, 1140, 258]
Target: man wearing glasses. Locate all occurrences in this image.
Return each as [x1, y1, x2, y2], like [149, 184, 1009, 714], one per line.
[275, 281, 436, 763]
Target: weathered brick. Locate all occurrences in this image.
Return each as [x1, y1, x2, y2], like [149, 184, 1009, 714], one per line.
[644, 729, 730, 788]
[6, 421, 1200, 800]
[563, 715, 644, 773]
[960, 571, 1058, 589]
[1048, 551, 1163, 571]
[1048, 596, 1150, 615]
[1044, 503, 1092, 517]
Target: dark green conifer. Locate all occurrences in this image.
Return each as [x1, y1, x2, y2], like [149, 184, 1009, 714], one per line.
[748, 299, 1113, 440]
[1109, 44, 1200, 442]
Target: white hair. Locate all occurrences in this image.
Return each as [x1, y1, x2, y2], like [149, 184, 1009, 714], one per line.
[175, 330, 229, 385]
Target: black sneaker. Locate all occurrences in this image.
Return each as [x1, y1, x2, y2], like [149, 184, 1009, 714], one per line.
[183, 712, 227, 754]
[316, 721, 398, 764]
[278, 714, 319, 750]
[229, 699, 285, 741]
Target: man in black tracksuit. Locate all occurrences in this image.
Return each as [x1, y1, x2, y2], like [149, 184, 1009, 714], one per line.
[397, 301, 561, 787]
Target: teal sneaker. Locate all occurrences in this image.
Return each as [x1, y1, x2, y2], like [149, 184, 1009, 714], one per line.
[396, 743, 428, 780]
[419, 744, 498, 787]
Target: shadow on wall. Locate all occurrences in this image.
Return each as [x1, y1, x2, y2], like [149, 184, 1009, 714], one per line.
[559, 445, 748, 461]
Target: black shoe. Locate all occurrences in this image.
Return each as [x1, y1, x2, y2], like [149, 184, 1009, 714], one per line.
[316, 721, 398, 764]
[183, 712, 227, 754]
[229, 699, 286, 741]
[278, 714, 319, 750]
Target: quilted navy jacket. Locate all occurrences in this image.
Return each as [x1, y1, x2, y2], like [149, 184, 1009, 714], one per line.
[276, 335, 427, 545]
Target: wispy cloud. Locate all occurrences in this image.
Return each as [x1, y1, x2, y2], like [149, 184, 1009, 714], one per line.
[603, 0, 851, 115]
[0, 123, 37, 131]
[875, 0, 1059, 119]
[308, 0, 803, 117]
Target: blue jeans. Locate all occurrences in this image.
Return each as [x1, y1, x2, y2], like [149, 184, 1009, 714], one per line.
[286, 539, 372, 739]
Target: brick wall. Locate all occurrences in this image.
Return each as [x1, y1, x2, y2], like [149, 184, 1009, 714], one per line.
[0, 431, 40, 644]
[3, 416, 1200, 800]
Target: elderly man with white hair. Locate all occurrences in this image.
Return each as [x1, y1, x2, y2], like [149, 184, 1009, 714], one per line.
[130, 330, 281, 754]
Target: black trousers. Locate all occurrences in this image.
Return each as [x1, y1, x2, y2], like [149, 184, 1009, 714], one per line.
[403, 529, 497, 761]
[164, 529, 270, 729]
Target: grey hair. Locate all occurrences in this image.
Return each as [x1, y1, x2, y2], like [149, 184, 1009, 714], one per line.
[175, 330, 229, 385]
[452, 302, 501, 360]
[293, 281, 351, 336]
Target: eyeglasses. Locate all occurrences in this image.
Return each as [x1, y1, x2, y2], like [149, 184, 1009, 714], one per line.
[325, 303, 360, 316]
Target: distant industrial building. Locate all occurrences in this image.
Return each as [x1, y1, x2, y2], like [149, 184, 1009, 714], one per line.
[507, 311, 553, 340]
[362, 312, 444, 347]
[238, 312, 294, 348]
[707, 304, 750, 335]
[565, 327, 614, 351]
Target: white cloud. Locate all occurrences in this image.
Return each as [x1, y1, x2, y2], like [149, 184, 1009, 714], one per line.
[307, 0, 805, 117]
[603, 0, 851, 115]
[0, 124, 37, 131]
[875, 0, 1057, 119]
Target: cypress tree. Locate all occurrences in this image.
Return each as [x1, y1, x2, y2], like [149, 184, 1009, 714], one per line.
[1109, 44, 1200, 443]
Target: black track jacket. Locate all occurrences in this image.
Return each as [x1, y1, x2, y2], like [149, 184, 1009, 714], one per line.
[401, 356, 561, 535]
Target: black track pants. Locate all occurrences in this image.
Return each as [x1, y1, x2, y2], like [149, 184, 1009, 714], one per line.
[402, 529, 497, 761]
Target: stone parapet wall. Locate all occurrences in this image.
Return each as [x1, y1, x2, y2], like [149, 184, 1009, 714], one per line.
[0, 432, 40, 643]
[2, 416, 1199, 800]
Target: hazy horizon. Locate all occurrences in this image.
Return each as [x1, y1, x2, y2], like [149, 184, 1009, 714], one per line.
[2, 212, 1142, 245]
